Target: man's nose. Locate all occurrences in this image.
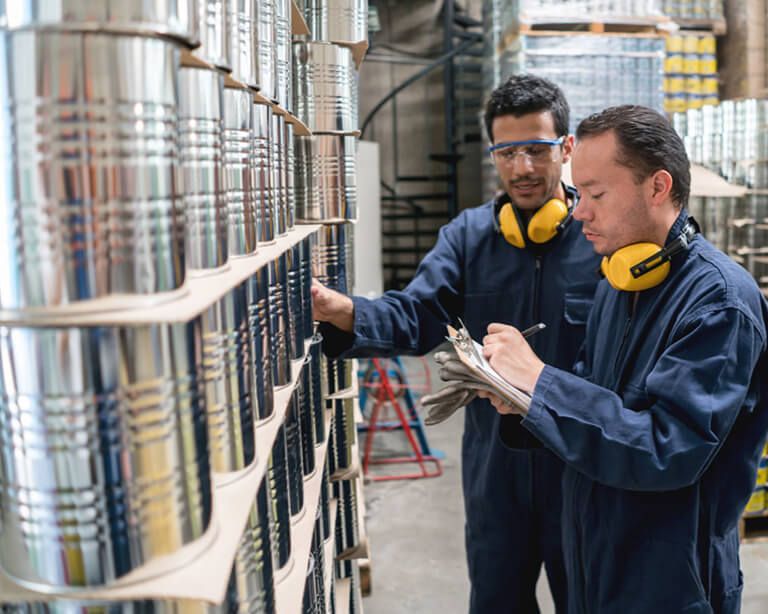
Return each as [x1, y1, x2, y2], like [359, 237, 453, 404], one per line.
[510, 153, 534, 174]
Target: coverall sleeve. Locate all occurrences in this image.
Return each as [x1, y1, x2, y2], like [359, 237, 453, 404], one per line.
[522, 305, 766, 491]
[320, 214, 467, 359]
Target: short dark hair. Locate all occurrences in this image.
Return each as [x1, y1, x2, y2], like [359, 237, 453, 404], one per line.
[483, 74, 570, 142]
[576, 105, 690, 209]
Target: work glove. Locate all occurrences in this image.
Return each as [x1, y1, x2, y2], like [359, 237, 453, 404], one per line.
[421, 351, 512, 425]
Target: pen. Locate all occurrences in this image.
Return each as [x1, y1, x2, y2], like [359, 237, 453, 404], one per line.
[521, 322, 546, 338]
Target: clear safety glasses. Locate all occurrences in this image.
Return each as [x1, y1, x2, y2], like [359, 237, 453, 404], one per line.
[488, 136, 565, 166]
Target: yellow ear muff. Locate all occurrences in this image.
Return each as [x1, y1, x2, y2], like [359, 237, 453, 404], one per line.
[498, 202, 526, 248]
[602, 243, 671, 291]
[527, 199, 568, 244]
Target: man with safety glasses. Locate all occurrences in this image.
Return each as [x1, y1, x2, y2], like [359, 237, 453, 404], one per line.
[311, 74, 602, 612]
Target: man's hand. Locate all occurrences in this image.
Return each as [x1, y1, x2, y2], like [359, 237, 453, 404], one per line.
[482, 323, 545, 394]
[311, 279, 355, 332]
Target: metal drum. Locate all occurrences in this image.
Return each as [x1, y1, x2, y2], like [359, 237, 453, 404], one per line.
[320, 462, 331, 541]
[227, 0, 257, 88]
[345, 223, 355, 293]
[297, 357, 317, 477]
[0, 31, 185, 308]
[286, 243, 306, 360]
[311, 223, 349, 295]
[295, 134, 357, 221]
[285, 390, 306, 518]
[331, 476, 359, 555]
[269, 424, 293, 571]
[231, 501, 273, 614]
[308, 334, 328, 445]
[293, 42, 356, 132]
[285, 120, 297, 230]
[300, 238, 315, 340]
[704, 196, 733, 253]
[271, 111, 289, 236]
[700, 104, 722, 172]
[0, 0, 199, 45]
[200, 282, 255, 474]
[195, 0, 229, 69]
[247, 265, 275, 421]
[274, 0, 292, 110]
[255, 0, 277, 101]
[303, 0, 368, 43]
[254, 101, 276, 245]
[269, 254, 292, 387]
[255, 477, 278, 614]
[223, 85, 257, 256]
[179, 66, 228, 272]
[720, 100, 737, 182]
[0, 320, 212, 588]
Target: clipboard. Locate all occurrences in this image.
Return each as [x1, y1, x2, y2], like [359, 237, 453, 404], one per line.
[446, 323, 532, 413]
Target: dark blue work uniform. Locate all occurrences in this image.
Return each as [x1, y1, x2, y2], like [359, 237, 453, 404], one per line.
[321, 193, 602, 613]
[512, 211, 768, 613]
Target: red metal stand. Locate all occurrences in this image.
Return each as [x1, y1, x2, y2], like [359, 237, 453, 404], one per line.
[361, 358, 442, 481]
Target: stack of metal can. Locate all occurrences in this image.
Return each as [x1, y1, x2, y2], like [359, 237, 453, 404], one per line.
[661, 0, 724, 20]
[664, 32, 718, 114]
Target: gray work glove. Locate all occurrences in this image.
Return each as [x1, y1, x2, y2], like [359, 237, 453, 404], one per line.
[421, 351, 511, 425]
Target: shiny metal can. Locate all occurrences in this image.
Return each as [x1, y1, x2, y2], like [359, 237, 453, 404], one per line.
[0, 30, 185, 308]
[303, 0, 368, 43]
[308, 334, 327, 445]
[254, 101, 276, 245]
[231, 501, 272, 614]
[255, 476, 278, 613]
[247, 266, 275, 421]
[284, 390, 305, 517]
[271, 112, 288, 236]
[255, 0, 277, 101]
[269, 254, 292, 387]
[195, 0, 229, 69]
[0, 320, 212, 587]
[311, 223, 349, 294]
[297, 357, 317, 477]
[292, 42, 356, 132]
[320, 462, 331, 541]
[269, 424, 293, 570]
[285, 120, 296, 230]
[295, 134, 357, 222]
[227, 0, 257, 88]
[331, 476, 358, 553]
[0, 0, 199, 45]
[223, 85, 257, 256]
[300, 237, 315, 340]
[200, 282, 255, 473]
[274, 0, 292, 110]
[287, 243, 306, 360]
[179, 66, 228, 272]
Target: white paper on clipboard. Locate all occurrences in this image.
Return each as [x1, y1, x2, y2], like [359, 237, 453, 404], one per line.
[446, 325, 532, 413]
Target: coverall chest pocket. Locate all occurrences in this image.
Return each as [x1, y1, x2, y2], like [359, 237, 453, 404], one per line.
[559, 287, 595, 363]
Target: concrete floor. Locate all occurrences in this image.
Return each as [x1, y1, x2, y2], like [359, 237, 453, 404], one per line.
[358, 354, 768, 614]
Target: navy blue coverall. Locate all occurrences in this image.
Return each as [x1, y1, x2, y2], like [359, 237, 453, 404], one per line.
[506, 211, 768, 613]
[321, 194, 602, 613]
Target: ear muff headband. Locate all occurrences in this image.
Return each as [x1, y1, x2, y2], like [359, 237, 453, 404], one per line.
[601, 218, 700, 292]
[495, 194, 572, 248]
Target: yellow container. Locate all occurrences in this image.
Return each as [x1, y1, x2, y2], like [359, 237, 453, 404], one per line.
[745, 488, 765, 513]
[667, 75, 686, 94]
[667, 34, 684, 53]
[685, 76, 702, 94]
[698, 35, 716, 55]
[668, 95, 687, 114]
[684, 54, 700, 75]
[666, 53, 684, 74]
[702, 77, 719, 95]
[683, 35, 700, 54]
[687, 94, 704, 110]
[702, 96, 720, 107]
[757, 459, 768, 486]
[699, 55, 717, 76]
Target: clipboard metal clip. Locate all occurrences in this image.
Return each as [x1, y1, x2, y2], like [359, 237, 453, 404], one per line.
[445, 318, 483, 364]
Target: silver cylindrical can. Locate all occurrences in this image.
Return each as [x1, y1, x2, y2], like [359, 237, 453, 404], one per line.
[285, 389, 305, 517]
[223, 85, 257, 256]
[308, 334, 327, 445]
[255, 0, 277, 101]
[303, 0, 368, 43]
[274, 0, 292, 111]
[300, 237, 315, 340]
[311, 223, 349, 295]
[285, 120, 296, 230]
[268, 254, 292, 387]
[247, 266, 275, 421]
[179, 66, 228, 271]
[297, 357, 316, 477]
[0, 0, 199, 45]
[295, 134, 357, 222]
[287, 243, 306, 360]
[227, 0, 257, 88]
[271, 112, 289, 236]
[292, 42, 356, 132]
[255, 475, 278, 613]
[200, 282, 255, 473]
[268, 424, 293, 570]
[0, 320, 212, 588]
[231, 501, 272, 614]
[0, 30, 185, 308]
[195, 0, 230, 69]
[254, 101, 276, 245]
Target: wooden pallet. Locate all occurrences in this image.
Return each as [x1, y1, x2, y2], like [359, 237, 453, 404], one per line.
[519, 13, 672, 35]
[740, 510, 768, 543]
[674, 17, 728, 35]
[359, 558, 372, 597]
